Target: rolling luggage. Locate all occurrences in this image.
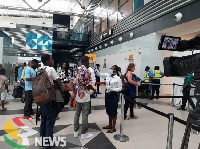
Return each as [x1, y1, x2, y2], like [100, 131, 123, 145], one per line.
[12, 86, 23, 98]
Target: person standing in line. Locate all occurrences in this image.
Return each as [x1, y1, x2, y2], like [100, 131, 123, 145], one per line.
[23, 59, 39, 119]
[56, 63, 61, 74]
[0, 64, 2, 75]
[124, 63, 141, 120]
[150, 66, 164, 99]
[177, 73, 196, 111]
[18, 63, 25, 81]
[144, 66, 153, 96]
[95, 64, 101, 94]
[39, 55, 63, 149]
[96, 65, 122, 133]
[88, 65, 96, 114]
[0, 68, 9, 111]
[73, 56, 94, 139]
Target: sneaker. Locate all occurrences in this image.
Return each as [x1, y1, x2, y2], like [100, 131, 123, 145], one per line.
[81, 133, 93, 140]
[74, 130, 80, 138]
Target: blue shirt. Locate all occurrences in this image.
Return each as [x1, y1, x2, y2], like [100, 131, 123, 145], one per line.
[25, 67, 36, 91]
[184, 73, 193, 85]
[18, 67, 24, 80]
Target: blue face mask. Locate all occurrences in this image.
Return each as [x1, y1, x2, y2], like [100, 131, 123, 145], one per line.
[109, 69, 113, 75]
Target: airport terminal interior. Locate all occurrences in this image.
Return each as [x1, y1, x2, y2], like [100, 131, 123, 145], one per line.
[0, 0, 200, 149]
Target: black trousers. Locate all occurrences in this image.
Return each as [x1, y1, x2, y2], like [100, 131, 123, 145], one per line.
[181, 86, 196, 109]
[144, 83, 150, 95]
[24, 90, 34, 117]
[152, 79, 160, 97]
[124, 95, 135, 119]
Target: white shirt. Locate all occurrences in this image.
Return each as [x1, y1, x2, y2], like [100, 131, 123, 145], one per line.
[88, 67, 96, 85]
[98, 72, 122, 92]
[40, 66, 59, 84]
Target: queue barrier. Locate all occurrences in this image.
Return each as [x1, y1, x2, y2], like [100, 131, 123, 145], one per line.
[115, 94, 200, 149]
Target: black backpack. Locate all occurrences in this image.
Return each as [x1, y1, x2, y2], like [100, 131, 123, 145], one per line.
[121, 73, 130, 95]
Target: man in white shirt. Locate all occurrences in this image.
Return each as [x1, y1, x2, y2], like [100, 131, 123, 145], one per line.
[72, 56, 94, 140]
[40, 54, 62, 149]
[88, 66, 96, 114]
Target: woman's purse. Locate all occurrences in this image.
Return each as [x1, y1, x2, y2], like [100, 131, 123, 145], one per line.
[55, 89, 64, 103]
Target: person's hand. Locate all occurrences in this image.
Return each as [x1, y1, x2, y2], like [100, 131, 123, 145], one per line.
[137, 82, 141, 86]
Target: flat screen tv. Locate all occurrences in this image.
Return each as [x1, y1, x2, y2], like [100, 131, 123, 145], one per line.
[158, 35, 181, 50]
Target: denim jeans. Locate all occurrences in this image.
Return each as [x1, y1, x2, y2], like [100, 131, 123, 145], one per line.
[24, 90, 33, 117]
[40, 101, 57, 149]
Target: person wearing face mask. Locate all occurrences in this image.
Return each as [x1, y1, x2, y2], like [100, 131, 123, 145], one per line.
[124, 63, 141, 120]
[96, 65, 122, 133]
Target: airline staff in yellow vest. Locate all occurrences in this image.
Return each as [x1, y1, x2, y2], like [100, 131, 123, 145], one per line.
[144, 66, 153, 95]
[150, 66, 164, 99]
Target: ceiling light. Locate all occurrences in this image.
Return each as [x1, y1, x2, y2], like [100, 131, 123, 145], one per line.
[129, 33, 134, 38]
[118, 37, 122, 42]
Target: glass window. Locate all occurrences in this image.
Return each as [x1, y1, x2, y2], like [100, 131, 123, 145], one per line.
[96, 24, 100, 35]
[108, 12, 117, 27]
[108, 0, 118, 16]
[101, 0, 108, 10]
[101, 19, 108, 32]
[119, 0, 133, 16]
[119, 0, 128, 6]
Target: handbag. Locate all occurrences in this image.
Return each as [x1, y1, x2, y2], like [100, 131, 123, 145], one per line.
[55, 89, 64, 103]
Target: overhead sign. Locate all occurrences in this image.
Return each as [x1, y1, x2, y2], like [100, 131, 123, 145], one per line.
[129, 54, 134, 60]
[100, 28, 113, 40]
[85, 54, 96, 63]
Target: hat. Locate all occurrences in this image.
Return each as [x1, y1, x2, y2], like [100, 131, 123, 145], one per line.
[96, 64, 100, 66]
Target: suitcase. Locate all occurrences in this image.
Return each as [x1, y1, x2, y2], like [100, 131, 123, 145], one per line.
[12, 86, 23, 98]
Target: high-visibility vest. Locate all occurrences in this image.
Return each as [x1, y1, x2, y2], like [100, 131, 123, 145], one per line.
[144, 72, 150, 83]
[153, 70, 161, 79]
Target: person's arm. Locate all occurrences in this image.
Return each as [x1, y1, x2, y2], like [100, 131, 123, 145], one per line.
[25, 69, 35, 81]
[183, 82, 189, 89]
[127, 71, 140, 86]
[111, 77, 122, 92]
[95, 69, 108, 79]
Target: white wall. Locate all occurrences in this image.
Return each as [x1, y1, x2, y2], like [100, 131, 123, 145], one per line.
[0, 37, 3, 64]
[94, 33, 174, 94]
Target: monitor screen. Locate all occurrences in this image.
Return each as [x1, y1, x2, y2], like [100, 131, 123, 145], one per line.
[159, 35, 181, 50]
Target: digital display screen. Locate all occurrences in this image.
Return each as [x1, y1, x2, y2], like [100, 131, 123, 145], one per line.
[159, 36, 181, 50]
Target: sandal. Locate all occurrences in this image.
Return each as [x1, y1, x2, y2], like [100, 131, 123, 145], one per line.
[102, 126, 112, 129]
[130, 116, 138, 119]
[125, 117, 130, 120]
[0, 107, 7, 111]
[106, 129, 116, 133]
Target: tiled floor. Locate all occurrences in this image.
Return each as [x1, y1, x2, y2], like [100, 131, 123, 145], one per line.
[0, 85, 199, 149]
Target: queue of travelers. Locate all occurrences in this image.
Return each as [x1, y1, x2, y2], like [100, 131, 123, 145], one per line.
[0, 54, 199, 149]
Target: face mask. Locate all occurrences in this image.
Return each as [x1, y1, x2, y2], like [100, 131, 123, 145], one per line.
[109, 69, 113, 75]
